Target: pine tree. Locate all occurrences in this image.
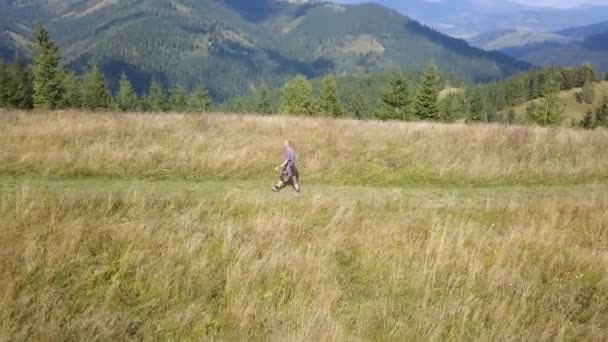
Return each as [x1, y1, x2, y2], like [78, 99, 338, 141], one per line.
[347, 92, 369, 119]
[169, 84, 188, 112]
[438, 93, 467, 122]
[8, 55, 34, 110]
[579, 110, 595, 129]
[0, 61, 9, 108]
[414, 62, 440, 121]
[147, 79, 167, 112]
[116, 73, 139, 111]
[319, 75, 344, 117]
[82, 61, 114, 111]
[468, 88, 486, 121]
[578, 63, 597, 85]
[595, 96, 608, 127]
[279, 75, 314, 116]
[526, 75, 564, 125]
[374, 74, 412, 121]
[188, 82, 212, 112]
[256, 86, 272, 114]
[32, 22, 61, 110]
[507, 108, 517, 125]
[56, 69, 81, 109]
[581, 78, 596, 104]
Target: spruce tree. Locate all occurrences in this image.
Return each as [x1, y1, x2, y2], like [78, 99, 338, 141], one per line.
[82, 61, 114, 111]
[319, 75, 344, 117]
[526, 75, 564, 125]
[32, 22, 61, 110]
[414, 62, 440, 121]
[256, 87, 272, 114]
[438, 93, 467, 122]
[57, 69, 81, 109]
[468, 88, 486, 121]
[169, 84, 188, 112]
[347, 92, 369, 119]
[0, 60, 11, 108]
[374, 75, 412, 121]
[595, 97, 608, 127]
[578, 63, 597, 85]
[116, 73, 139, 111]
[579, 110, 595, 129]
[279, 75, 314, 116]
[9, 55, 34, 110]
[581, 78, 596, 104]
[507, 108, 517, 125]
[188, 82, 212, 112]
[147, 80, 167, 112]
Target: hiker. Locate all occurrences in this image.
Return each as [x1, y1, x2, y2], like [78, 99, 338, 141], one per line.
[272, 140, 301, 193]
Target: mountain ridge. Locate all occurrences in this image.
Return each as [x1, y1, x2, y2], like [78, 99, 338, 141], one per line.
[0, 0, 529, 99]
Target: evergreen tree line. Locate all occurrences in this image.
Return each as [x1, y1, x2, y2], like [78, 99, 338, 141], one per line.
[0, 23, 213, 113]
[2, 23, 606, 128]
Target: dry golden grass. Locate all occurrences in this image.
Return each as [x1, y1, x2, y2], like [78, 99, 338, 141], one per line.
[1, 111, 607, 185]
[1, 111, 608, 340]
[1, 187, 607, 340]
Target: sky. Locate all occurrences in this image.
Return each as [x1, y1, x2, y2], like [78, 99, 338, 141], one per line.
[334, 0, 608, 9]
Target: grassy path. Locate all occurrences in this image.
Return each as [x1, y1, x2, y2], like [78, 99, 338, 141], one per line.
[2, 173, 607, 202]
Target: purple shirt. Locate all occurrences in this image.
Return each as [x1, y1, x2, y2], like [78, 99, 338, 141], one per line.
[285, 147, 296, 167]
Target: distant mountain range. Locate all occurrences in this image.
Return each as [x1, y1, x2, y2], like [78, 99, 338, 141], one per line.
[467, 20, 608, 72]
[342, 0, 608, 38]
[0, 0, 528, 100]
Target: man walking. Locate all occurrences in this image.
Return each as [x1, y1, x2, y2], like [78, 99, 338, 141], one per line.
[272, 140, 301, 193]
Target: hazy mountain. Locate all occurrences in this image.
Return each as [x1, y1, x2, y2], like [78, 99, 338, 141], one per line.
[469, 29, 574, 50]
[341, 0, 608, 38]
[0, 0, 528, 100]
[556, 20, 608, 39]
[503, 31, 608, 72]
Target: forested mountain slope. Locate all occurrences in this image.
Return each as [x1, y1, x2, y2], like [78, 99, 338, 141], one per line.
[0, 0, 528, 99]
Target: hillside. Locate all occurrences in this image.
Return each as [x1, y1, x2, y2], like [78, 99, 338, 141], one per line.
[2, 112, 608, 340]
[347, 0, 608, 38]
[503, 33, 608, 73]
[0, 0, 528, 99]
[469, 29, 573, 51]
[557, 20, 608, 39]
[507, 81, 608, 124]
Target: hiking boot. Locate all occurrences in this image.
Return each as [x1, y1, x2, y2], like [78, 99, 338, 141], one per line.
[272, 185, 280, 192]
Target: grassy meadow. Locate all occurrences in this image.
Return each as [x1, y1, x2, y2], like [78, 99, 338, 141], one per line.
[1, 111, 608, 340]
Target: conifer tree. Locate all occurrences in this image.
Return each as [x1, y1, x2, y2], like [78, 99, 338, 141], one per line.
[468, 88, 486, 121]
[579, 110, 595, 129]
[347, 92, 369, 119]
[414, 62, 440, 121]
[581, 78, 596, 104]
[57, 69, 81, 109]
[116, 73, 139, 111]
[169, 84, 188, 112]
[507, 108, 517, 125]
[9, 55, 34, 109]
[526, 75, 564, 125]
[438, 93, 467, 122]
[32, 22, 61, 109]
[82, 61, 113, 111]
[188, 82, 212, 112]
[147, 79, 167, 112]
[280, 75, 314, 116]
[256, 86, 272, 114]
[319, 75, 344, 117]
[0, 60, 11, 108]
[578, 63, 597, 85]
[595, 96, 608, 127]
[374, 75, 412, 121]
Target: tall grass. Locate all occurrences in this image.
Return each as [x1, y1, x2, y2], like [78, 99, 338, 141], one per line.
[1, 111, 608, 185]
[1, 111, 607, 340]
[1, 187, 607, 340]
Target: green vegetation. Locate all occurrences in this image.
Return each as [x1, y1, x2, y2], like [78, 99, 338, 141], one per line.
[1, 112, 608, 340]
[280, 75, 315, 116]
[32, 23, 61, 110]
[0, 0, 528, 101]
